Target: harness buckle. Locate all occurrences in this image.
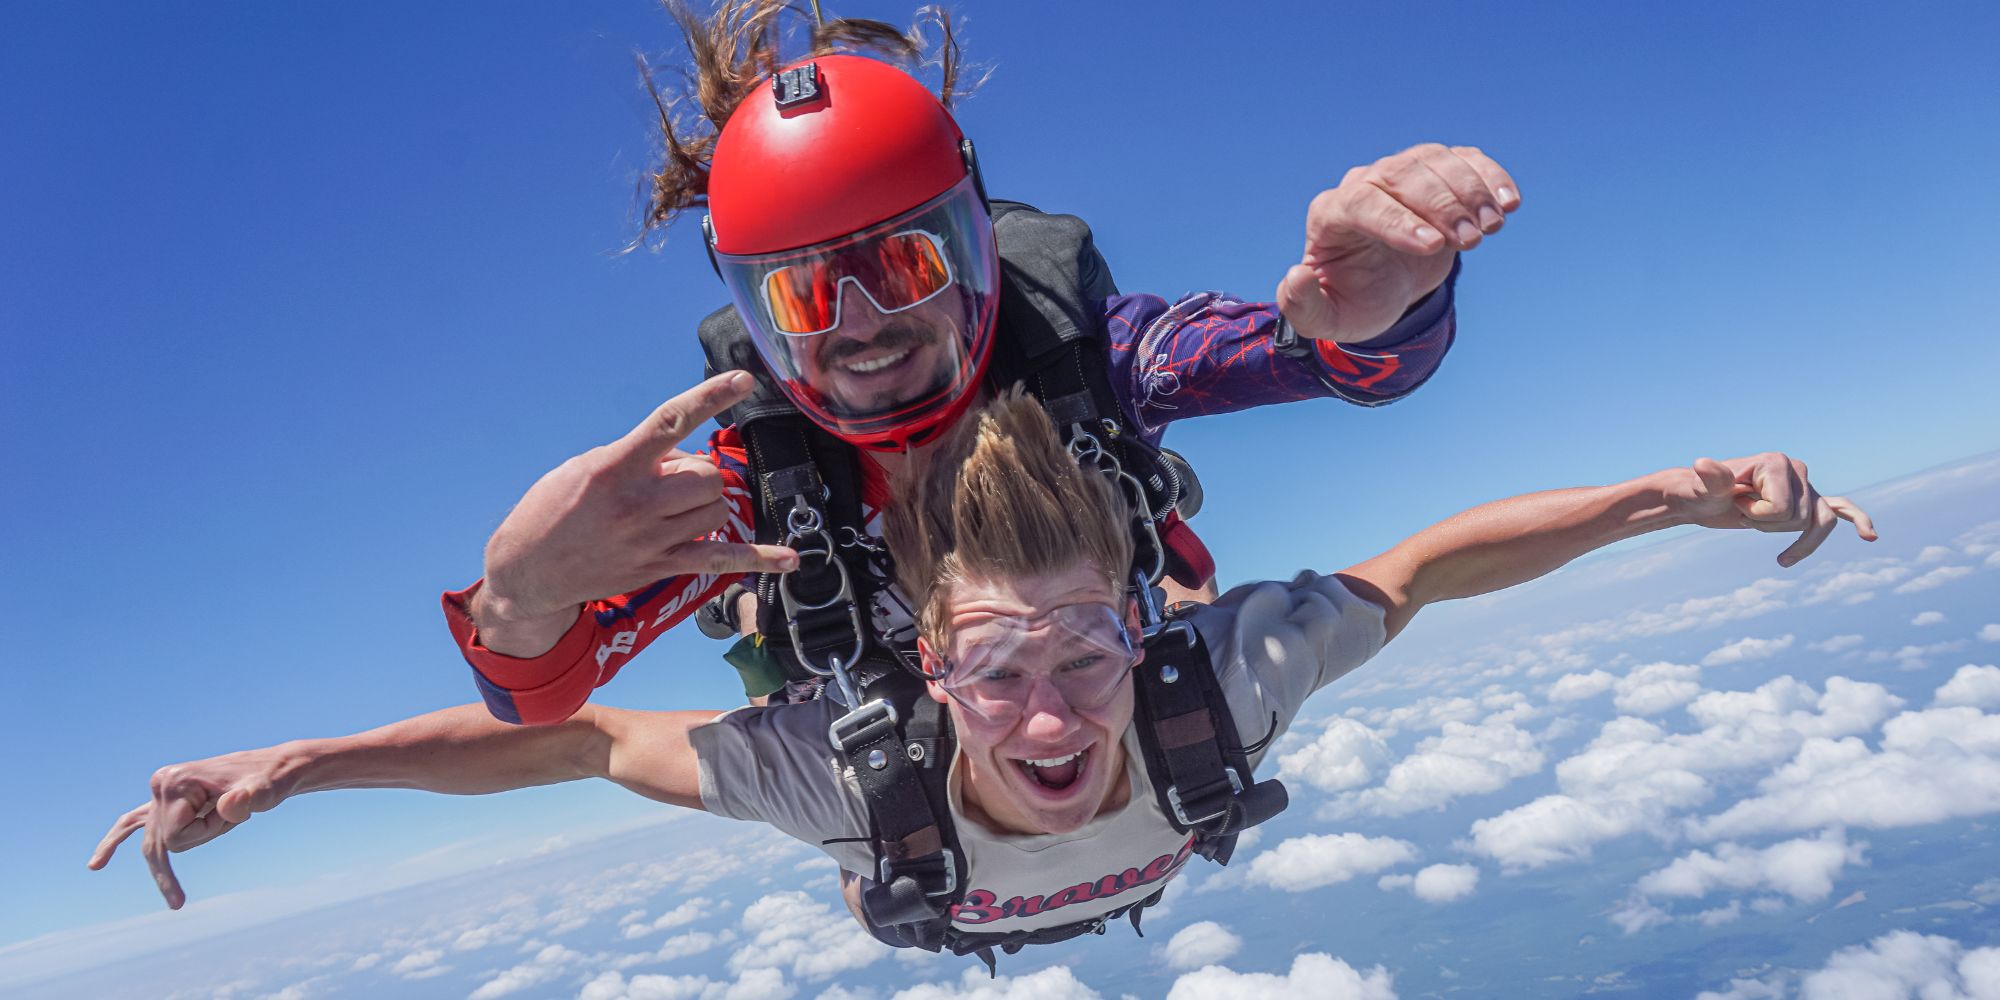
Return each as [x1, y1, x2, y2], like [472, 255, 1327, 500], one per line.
[879, 847, 958, 899]
[1164, 766, 1245, 828]
[828, 698, 900, 755]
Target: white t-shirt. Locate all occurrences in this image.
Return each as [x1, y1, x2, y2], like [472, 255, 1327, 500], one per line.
[691, 571, 1386, 938]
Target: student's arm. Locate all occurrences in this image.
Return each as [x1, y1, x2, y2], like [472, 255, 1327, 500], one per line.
[88, 703, 721, 909]
[1336, 454, 1876, 644]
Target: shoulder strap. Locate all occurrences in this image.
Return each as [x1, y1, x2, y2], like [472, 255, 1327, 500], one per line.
[736, 414, 883, 682]
[1130, 617, 1289, 864]
[839, 673, 965, 940]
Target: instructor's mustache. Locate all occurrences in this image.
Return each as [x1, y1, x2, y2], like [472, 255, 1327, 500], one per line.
[816, 322, 937, 368]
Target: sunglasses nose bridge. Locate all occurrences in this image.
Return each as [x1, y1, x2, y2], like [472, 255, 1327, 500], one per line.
[830, 273, 896, 321]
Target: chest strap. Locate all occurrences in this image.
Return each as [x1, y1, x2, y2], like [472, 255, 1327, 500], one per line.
[838, 679, 964, 935]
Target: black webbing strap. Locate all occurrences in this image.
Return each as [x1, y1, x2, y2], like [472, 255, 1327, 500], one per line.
[1131, 620, 1288, 861]
[740, 416, 874, 679]
[843, 676, 961, 932]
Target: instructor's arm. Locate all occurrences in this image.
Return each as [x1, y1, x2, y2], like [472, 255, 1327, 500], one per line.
[88, 704, 719, 909]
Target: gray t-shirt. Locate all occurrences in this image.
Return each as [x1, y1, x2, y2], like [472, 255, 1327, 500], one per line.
[691, 571, 1385, 936]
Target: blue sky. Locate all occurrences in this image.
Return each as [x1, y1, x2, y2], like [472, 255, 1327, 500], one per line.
[3, 0, 1999, 985]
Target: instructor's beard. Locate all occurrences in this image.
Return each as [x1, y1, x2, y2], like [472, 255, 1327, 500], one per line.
[799, 306, 961, 417]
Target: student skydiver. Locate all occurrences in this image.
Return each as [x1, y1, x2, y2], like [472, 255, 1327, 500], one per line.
[97, 391, 1874, 963]
[446, 0, 1523, 722]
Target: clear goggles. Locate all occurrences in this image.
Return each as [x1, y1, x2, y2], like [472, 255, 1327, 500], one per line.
[926, 603, 1139, 725]
[712, 175, 999, 438]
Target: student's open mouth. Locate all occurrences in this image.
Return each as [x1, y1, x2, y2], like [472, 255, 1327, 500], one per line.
[1010, 746, 1093, 798]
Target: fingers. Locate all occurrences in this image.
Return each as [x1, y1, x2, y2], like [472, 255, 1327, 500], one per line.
[1412, 145, 1505, 247]
[141, 794, 195, 909]
[1778, 496, 1840, 567]
[1741, 455, 1806, 523]
[1311, 182, 1444, 256]
[145, 766, 204, 909]
[1364, 144, 1508, 251]
[1449, 146, 1521, 211]
[1825, 495, 1879, 542]
[88, 805, 149, 870]
[1691, 457, 1736, 500]
[613, 372, 756, 465]
[660, 540, 800, 577]
[658, 497, 734, 545]
[653, 454, 728, 517]
[215, 786, 256, 825]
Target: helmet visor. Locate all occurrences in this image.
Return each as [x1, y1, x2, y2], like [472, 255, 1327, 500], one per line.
[714, 175, 998, 443]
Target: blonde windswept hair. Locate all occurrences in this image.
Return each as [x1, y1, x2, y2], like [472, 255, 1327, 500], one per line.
[884, 389, 1135, 650]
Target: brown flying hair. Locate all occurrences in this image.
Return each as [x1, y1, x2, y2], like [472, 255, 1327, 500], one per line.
[884, 388, 1135, 652]
[636, 0, 975, 245]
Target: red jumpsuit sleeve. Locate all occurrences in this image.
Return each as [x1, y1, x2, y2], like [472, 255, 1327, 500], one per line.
[441, 432, 757, 725]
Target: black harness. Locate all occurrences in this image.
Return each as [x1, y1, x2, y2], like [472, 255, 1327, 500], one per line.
[695, 201, 1286, 968]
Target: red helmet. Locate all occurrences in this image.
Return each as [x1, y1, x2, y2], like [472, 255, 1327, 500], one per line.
[706, 55, 999, 452]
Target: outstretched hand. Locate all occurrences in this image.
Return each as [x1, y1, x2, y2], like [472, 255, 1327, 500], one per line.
[1669, 454, 1878, 566]
[87, 748, 292, 910]
[478, 372, 800, 636]
[1279, 143, 1520, 344]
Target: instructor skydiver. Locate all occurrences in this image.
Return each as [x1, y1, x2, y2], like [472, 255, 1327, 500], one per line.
[97, 391, 1874, 964]
[449, 0, 1524, 722]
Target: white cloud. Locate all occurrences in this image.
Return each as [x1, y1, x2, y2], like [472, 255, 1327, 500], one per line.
[1533, 578, 1795, 652]
[1246, 833, 1419, 891]
[1695, 900, 1743, 927]
[890, 965, 1102, 1000]
[1980, 624, 2000, 642]
[1703, 636, 1795, 667]
[1608, 898, 1671, 935]
[1327, 716, 1544, 817]
[1379, 864, 1479, 903]
[1635, 829, 1865, 904]
[1548, 670, 1615, 702]
[1893, 565, 1975, 594]
[1688, 705, 2000, 840]
[1808, 634, 1865, 654]
[389, 949, 450, 980]
[1917, 545, 1956, 564]
[1359, 695, 1481, 735]
[1467, 793, 1655, 870]
[624, 898, 716, 940]
[610, 930, 735, 969]
[579, 969, 795, 1000]
[1912, 611, 1946, 626]
[1961, 520, 2000, 557]
[469, 944, 584, 1000]
[1469, 677, 1902, 869]
[1934, 664, 2000, 709]
[727, 892, 886, 982]
[1276, 719, 1391, 793]
[1797, 931, 2000, 1000]
[1614, 661, 1703, 715]
[1801, 565, 1908, 605]
[1696, 974, 1787, 999]
[1165, 953, 1397, 1000]
[1412, 863, 1480, 902]
[1158, 921, 1242, 971]
[1865, 639, 1971, 671]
